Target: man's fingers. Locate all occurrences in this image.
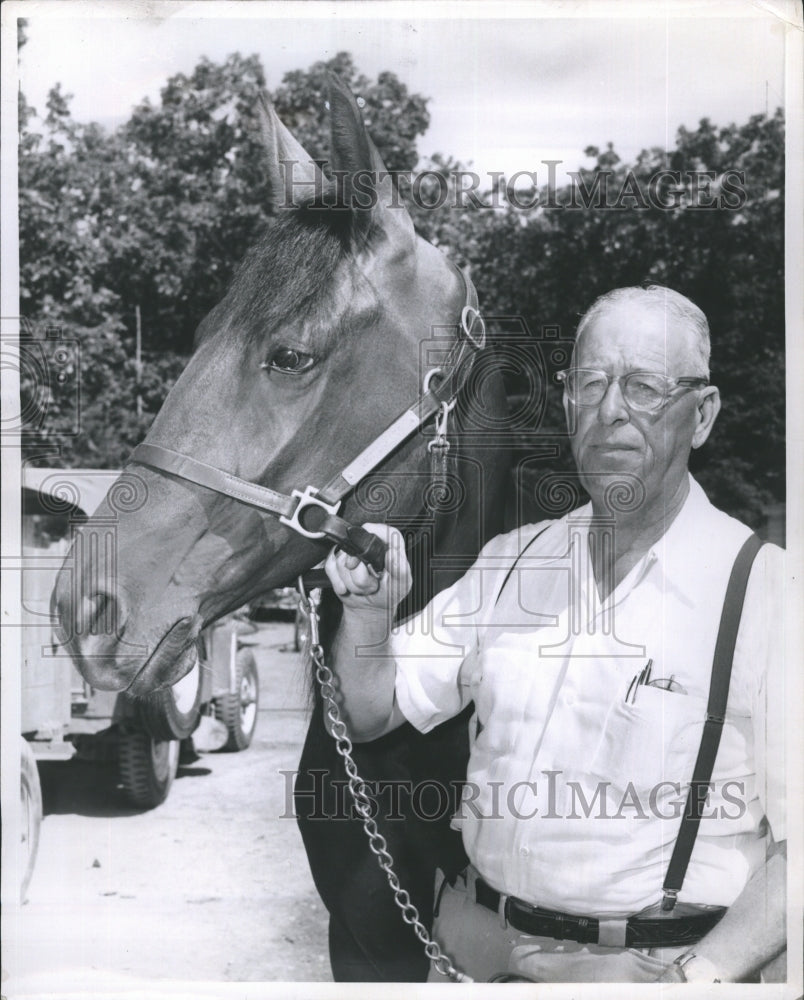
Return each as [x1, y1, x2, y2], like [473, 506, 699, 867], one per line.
[335, 555, 361, 595]
[347, 559, 378, 593]
[325, 549, 351, 596]
[326, 548, 376, 596]
[325, 524, 411, 607]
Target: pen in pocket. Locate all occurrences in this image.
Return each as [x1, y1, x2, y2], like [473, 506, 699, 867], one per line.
[625, 659, 653, 704]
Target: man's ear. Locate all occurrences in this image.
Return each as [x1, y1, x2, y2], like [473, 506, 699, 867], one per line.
[691, 386, 721, 449]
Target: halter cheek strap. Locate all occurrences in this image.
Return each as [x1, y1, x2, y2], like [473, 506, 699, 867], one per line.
[128, 267, 485, 573]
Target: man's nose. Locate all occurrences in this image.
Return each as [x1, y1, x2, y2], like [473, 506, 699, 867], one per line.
[597, 377, 630, 424]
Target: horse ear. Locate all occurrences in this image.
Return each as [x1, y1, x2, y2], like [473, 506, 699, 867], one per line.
[256, 92, 333, 209]
[326, 73, 414, 244]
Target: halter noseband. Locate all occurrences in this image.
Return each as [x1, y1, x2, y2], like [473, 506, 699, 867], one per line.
[129, 267, 486, 574]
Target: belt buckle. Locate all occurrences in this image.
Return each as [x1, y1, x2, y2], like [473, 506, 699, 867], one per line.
[598, 918, 628, 948]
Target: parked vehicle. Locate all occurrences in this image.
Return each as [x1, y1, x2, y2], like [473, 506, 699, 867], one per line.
[249, 584, 307, 651]
[19, 468, 262, 898]
[249, 585, 299, 620]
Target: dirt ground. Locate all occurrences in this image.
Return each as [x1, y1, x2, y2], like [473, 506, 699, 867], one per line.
[5, 621, 334, 996]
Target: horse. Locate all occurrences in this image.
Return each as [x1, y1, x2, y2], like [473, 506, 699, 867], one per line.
[54, 75, 512, 981]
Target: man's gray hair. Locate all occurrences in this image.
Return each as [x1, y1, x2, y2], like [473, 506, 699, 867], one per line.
[575, 285, 711, 377]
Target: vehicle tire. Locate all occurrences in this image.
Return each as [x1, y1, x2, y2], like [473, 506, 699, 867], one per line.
[138, 649, 202, 741]
[213, 649, 259, 751]
[118, 730, 179, 808]
[20, 738, 43, 901]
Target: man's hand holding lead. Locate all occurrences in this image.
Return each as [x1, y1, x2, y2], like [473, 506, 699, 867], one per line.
[322, 524, 411, 742]
[325, 523, 412, 615]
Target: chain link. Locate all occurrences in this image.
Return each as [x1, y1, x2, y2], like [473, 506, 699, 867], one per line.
[299, 586, 472, 984]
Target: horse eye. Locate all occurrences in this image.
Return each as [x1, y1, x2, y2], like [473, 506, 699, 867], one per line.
[261, 347, 315, 375]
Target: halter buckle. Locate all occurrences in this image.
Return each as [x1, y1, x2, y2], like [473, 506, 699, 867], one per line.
[460, 305, 486, 350]
[279, 486, 342, 539]
[423, 367, 445, 395]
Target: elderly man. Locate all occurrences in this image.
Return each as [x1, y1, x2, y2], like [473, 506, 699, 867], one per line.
[324, 286, 786, 983]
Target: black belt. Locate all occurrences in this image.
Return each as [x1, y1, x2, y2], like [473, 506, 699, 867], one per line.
[475, 878, 726, 949]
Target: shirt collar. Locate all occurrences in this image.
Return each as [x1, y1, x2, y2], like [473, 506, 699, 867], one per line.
[647, 474, 722, 591]
[558, 474, 716, 598]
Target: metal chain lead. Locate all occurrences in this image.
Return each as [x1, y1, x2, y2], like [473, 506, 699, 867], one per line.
[297, 584, 472, 984]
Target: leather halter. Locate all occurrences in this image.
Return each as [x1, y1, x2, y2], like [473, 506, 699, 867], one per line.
[129, 267, 486, 573]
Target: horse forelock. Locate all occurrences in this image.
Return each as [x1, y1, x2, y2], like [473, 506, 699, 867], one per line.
[193, 201, 397, 353]
[234, 211, 346, 329]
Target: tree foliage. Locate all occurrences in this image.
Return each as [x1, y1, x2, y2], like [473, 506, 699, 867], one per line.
[18, 51, 784, 527]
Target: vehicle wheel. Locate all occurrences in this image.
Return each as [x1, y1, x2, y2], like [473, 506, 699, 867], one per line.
[213, 649, 259, 751]
[118, 730, 179, 808]
[20, 738, 43, 901]
[139, 649, 202, 740]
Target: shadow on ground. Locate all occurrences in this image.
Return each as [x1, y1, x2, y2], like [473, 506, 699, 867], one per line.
[39, 758, 210, 818]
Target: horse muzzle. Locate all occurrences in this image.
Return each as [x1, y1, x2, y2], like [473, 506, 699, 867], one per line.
[52, 556, 202, 693]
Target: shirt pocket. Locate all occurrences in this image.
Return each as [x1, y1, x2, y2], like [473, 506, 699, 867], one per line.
[589, 687, 706, 794]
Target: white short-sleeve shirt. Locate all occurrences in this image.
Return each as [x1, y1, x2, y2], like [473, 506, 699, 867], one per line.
[391, 476, 785, 917]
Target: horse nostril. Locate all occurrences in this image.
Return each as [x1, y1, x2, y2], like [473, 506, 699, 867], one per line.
[78, 590, 125, 638]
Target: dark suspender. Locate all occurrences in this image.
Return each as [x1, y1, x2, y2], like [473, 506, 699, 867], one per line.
[494, 523, 553, 607]
[661, 532, 764, 910]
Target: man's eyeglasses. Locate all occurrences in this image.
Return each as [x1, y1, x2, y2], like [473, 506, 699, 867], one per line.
[555, 369, 709, 413]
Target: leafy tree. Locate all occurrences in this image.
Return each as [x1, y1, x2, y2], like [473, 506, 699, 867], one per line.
[273, 51, 429, 173]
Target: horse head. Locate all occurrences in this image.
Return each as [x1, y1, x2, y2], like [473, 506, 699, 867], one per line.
[54, 76, 480, 696]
